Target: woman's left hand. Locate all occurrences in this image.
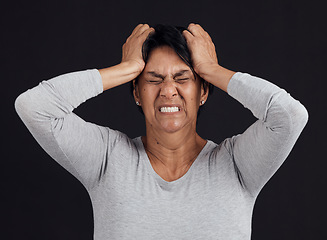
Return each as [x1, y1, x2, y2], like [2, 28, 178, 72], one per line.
[183, 23, 219, 78]
[183, 23, 235, 92]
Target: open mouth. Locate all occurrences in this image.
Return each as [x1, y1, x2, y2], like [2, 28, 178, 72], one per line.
[159, 106, 180, 113]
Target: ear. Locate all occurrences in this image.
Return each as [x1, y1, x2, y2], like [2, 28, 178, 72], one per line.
[133, 79, 141, 105]
[200, 81, 209, 105]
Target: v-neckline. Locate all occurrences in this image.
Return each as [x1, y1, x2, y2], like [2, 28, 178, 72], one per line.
[135, 137, 211, 191]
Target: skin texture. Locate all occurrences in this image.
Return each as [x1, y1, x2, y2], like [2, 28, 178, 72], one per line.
[99, 23, 236, 181]
[99, 24, 154, 91]
[134, 46, 208, 181]
[134, 46, 207, 135]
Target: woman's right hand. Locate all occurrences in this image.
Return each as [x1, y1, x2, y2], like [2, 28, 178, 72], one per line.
[99, 24, 154, 91]
[122, 24, 154, 74]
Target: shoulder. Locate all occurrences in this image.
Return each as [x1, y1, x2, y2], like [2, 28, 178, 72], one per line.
[198, 138, 238, 172]
[204, 136, 239, 159]
[103, 127, 140, 155]
[199, 138, 247, 189]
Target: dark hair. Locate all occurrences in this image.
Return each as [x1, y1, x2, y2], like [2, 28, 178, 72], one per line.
[131, 24, 214, 115]
[141, 24, 197, 81]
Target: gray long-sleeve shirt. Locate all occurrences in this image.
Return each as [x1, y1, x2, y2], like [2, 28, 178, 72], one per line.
[15, 70, 308, 239]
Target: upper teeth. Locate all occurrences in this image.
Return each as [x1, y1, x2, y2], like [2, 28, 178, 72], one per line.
[160, 107, 179, 113]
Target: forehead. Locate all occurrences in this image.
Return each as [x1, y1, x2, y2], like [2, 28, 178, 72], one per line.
[143, 46, 191, 75]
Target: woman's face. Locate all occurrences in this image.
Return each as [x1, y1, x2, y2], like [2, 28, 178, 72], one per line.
[134, 46, 208, 134]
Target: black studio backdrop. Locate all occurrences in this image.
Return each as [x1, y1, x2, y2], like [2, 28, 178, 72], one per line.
[2, 0, 326, 239]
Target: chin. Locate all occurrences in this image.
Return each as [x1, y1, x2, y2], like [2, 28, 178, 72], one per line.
[159, 121, 186, 133]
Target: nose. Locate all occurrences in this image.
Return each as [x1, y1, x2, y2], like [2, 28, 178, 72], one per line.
[159, 81, 178, 99]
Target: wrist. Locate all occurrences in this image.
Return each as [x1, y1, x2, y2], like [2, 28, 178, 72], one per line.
[123, 60, 145, 76]
[197, 64, 235, 92]
[99, 61, 144, 91]
[195, 62, 220, 79]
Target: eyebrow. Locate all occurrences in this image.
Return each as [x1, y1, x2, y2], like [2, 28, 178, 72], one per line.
[146, 70, 191, 79]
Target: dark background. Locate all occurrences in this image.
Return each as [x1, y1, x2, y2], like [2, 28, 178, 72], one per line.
[2, 0, 326, 239]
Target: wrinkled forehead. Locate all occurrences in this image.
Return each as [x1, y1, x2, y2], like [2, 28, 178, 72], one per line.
[143, 46, 193, 78]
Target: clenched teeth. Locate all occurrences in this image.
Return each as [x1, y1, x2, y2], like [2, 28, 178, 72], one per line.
[160, 107, 180, 113]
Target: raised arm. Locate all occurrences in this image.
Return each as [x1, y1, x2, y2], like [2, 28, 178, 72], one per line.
[99, 24, 154, 90]
[225, 73, 308, 195]
[184, 23, 309, 195]
[15, 24, 154, 189]
[15, 69, 107, 189]
[182, 23, 235, 92]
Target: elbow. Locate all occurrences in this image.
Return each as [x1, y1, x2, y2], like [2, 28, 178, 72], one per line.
[298, 102, 309, 123]
[14, 90, 36, 122]
[298, 103, 309, 128]
[268, 96, 309, 136]
[288, 100, 309, 132]
[15, 92, 27, 117]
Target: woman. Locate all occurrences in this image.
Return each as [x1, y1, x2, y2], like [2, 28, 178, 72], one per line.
[15, 23, 308, 239]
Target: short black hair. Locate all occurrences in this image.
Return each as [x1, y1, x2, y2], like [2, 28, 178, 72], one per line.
[141, 24, 196, 81]
[131, 24, 214, 115]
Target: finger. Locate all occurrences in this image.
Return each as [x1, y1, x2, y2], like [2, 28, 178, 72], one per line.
[139, 27, 155, 42]
[187, 23, 202, 37]
[126, 24, 143, 42]
[126, 24, 150, 43]
[204, 30, 212, 40]
[200, 27, 212, 40]
[195, 24, 207, 38]
[188, 23, 208, 38]
[182, 29, 194, 42]
[135, 24, 151, 37]
[131, 24, 145, 35]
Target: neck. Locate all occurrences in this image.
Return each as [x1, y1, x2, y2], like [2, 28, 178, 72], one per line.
[142, 125, 207, 181]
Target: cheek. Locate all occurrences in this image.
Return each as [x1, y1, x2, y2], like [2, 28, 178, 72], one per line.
[138, 85, 148, 100]
[140, 87, 149, 96]
[182, 85, 201, 104]
[139, 87, 157, 108]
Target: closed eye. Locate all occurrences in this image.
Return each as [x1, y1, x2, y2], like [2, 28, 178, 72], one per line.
[146, 80, 162, 85]
[176, 78, 190, 83]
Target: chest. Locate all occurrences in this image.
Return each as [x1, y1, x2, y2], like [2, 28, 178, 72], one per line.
[90, 171, 254, 239]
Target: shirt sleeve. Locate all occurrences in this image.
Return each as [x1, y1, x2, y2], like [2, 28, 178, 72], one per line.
[15, 69, 124, 190]
[223, 72, 308, 196]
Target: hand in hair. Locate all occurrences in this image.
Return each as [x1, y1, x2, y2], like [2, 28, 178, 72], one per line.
[183, 23, 235, 92]
[122, 24, 155, 73]
[99, 24, 154, 91]
[182, 24, 218, 77]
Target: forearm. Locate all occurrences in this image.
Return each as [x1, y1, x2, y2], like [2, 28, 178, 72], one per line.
[15, 69, 111, 189]
[227, 72, 308, 124]
[15, 69, 103, 123]
[225, 72, 308, 194]
[99, 24, 154, 91]
[99, 61, 143, 91]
